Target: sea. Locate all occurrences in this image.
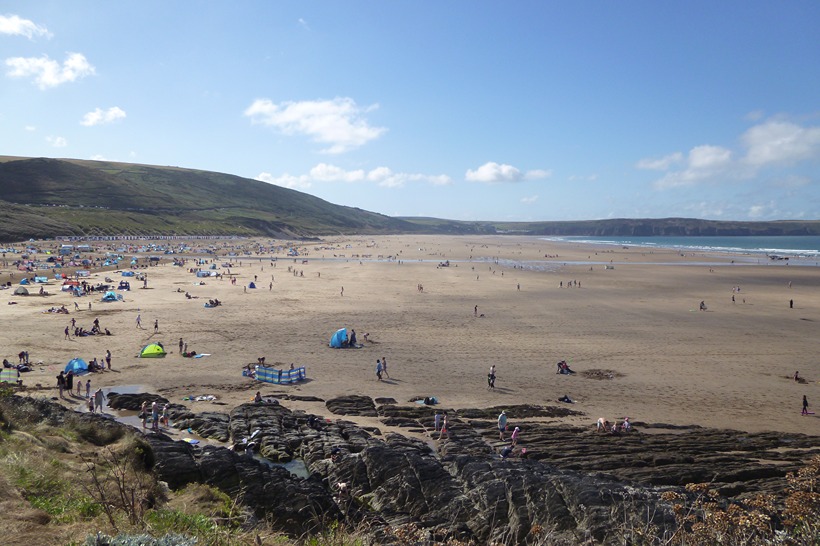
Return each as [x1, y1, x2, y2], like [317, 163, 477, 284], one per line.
[543, 235, 820, 259]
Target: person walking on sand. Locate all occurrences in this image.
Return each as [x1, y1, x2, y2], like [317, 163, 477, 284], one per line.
[376, 359, 383, 381]
[105, 349, 112, 370]
[154, 319, 159, 333]
[64, 325, 70, 340]
[94, 388, 106, 413]
[498, 410, 507, 441]
[381, 356, 390, 379]
[434, 411, 442, 432]
[136, 314, 142, 329]
[341, 286, 344, 297]
[179, 338, 184, 354]
[803, 395, 810, 415]
[85, 379, 91, 399]
[474, 305, 478, 317]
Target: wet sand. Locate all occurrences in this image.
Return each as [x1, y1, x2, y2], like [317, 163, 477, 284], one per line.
[2, 235, 819, 435]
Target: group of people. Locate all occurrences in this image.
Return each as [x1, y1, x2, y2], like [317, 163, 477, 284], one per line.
[56, 370, 107, 412]
[596, 416, 631, 433]
[139, 400, 168, 431]
[498, 410, 524, 458]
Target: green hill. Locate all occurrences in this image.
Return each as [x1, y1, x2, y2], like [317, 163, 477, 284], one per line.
[3, 155, 820, 242]
[0, 156, 421, 241]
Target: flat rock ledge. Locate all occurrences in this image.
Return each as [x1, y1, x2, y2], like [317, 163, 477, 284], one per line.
[13, 394, 820, 544]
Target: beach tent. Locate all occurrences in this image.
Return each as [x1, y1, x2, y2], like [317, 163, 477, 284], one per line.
[101, 291, 121, 302]
[19, 278, 29, 285]
[65, 358, 89, 375]
[13, 286, 29, 296]
[122, 271, 135, 277]
[209, 264, 217, 269]
[140, 343, 166, 358]
[329, 328, 347, 348]
[34, 276, 48, 283]
[196, 270, 211, 278]
[248, 282, 256, 289]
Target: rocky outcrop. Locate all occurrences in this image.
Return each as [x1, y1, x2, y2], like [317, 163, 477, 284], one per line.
[7, 393, 820, 544]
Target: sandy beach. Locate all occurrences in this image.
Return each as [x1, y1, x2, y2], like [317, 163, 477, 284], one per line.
[2, 235, 819, 435]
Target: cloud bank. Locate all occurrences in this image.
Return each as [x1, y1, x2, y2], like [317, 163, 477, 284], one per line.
[81, 107, 126, 126]
[5, 52, 95, 89]
[465, 162, 551, 184]
[641, 119, 820, 190]
[244, 97, 386, 154]
[256, 163, 451, 190]
[0, 15, 51, 40]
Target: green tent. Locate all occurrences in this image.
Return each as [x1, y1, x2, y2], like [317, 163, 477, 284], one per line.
[139, 343, 166, 358]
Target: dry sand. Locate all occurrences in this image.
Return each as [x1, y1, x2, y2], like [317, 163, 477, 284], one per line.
[2, 235, 819, 435]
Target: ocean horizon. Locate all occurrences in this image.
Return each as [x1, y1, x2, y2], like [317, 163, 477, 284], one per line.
[542, 235, 820, 258]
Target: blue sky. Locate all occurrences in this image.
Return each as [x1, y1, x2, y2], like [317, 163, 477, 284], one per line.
[1, 2, 819, 222]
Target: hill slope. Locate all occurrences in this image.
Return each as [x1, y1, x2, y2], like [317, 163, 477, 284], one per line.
[0, 156, 420, 241]
[3, 155, 820, 241]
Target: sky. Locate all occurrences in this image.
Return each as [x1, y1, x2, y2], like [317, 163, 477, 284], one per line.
[1, 2, 819, 222]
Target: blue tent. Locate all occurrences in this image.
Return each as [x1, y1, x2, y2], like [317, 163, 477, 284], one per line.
[248, 282, 256, 289]
[122, 271, 135, 277]
[65, 358, 89, 375]
[101, 291, 121, 302]
[19, 278, 29, 285]
[329, 328, 347, 348]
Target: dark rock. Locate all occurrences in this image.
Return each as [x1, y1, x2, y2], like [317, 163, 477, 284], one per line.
[107, 392, 169, 411]
[326, 395, 377, 417]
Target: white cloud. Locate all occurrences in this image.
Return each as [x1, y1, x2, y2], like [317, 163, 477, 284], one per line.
[636, 152, 683, 171]
[81, 106, 126, 126]
[244, 97, 386, 154]
[688, 145, 732, 170]
[465, 162, 549, 184]
[24, 125, 35, 131]
[0, 15, 51, 39]
[653, 145, 732, 189]
[257, 163, 451, 190]
[46, 135, 67, 147]
[309, 163, 364, 182]
[525, 169, 552, 180]
[521, 195, 538, 204]
[466, 162, 521, 183]
[90, 154, 107, 161]
[741, 121, 820, 167]
[298, 18, 310, 30]
[256, 172, 312, 190]
[748, 205, 766, 218]
[649, 119, 820, 191]
[5, 52, 95, 89]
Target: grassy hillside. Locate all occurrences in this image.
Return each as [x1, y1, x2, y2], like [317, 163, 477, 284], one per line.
[0, 156, 421, 241]
[3, 155, 820, 242]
